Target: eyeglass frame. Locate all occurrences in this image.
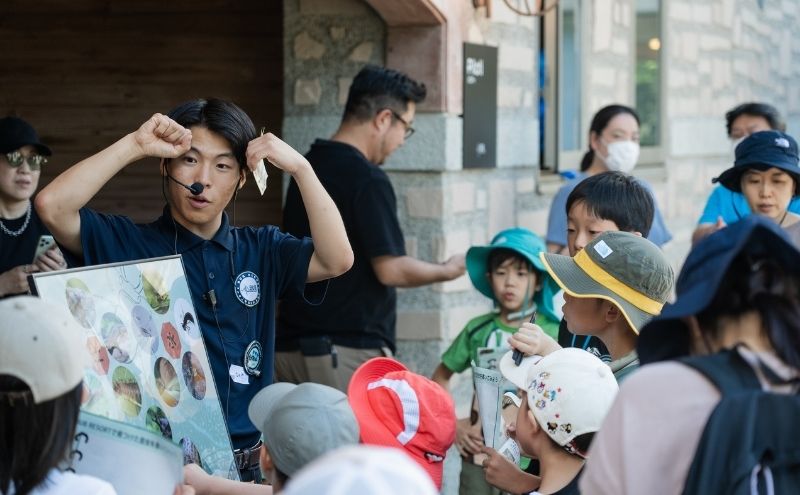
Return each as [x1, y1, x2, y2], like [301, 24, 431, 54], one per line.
[4, 150, 48, 171]
[383, 109, 416, 139]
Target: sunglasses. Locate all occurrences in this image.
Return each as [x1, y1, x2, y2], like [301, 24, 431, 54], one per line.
[5, 151, 48, 171]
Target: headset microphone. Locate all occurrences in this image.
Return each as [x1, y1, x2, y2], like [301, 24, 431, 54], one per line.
[167, 174, 204, 195]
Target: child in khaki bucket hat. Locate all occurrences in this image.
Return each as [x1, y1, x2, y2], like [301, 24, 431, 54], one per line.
[510, 231, 674, 383]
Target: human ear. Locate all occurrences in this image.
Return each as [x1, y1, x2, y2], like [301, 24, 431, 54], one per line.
[374, 108, 393, 133]
[527, 410, 541, 434]
[604, 302, 622, 323]
[589, 131, 601, 152]
[533, 270, 543, 291]
[259, 444, 274, 472]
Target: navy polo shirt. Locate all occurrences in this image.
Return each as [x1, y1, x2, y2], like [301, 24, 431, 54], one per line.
[71, 206, 321, 450]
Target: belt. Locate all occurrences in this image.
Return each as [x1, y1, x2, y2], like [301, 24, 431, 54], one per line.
[233, 440, 263, 471]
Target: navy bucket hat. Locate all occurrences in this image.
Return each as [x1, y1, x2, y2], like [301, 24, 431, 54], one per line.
[637, 215, 800, 365]
[465, 228, 560, 322]
[713, 130, 800, 194]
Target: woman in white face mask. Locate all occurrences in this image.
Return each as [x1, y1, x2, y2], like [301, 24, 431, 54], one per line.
[545, 104, 672, 255]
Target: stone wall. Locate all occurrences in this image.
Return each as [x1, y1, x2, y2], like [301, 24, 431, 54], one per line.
[586, 0, 635, 114]
[661, 0, 800, 263]
[282, 0, 385, 147]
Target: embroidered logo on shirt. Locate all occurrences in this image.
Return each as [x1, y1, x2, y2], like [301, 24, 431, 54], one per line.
[234, 271, 260, 307]
[243, 340, 262, 377]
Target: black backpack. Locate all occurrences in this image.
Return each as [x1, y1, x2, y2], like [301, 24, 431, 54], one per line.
[679, 349, 800, 495]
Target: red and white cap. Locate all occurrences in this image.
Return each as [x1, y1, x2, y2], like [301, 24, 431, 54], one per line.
[348, 357, 456, 489]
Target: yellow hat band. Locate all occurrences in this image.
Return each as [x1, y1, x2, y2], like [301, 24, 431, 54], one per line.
[572, 249, 664, 315]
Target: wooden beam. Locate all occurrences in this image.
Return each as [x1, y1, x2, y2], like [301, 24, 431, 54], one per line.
[364, 0, 445, 26]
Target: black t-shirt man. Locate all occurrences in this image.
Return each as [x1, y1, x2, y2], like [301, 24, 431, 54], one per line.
[276, 140, 406, 388]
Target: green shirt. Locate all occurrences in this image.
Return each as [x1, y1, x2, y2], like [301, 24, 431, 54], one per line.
[441, 312, 560, 373]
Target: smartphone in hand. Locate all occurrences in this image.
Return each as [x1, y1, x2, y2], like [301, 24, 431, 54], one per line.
[32, 235, 55, 262]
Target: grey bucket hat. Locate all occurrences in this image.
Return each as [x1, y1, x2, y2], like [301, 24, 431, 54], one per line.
[540, 231, 674, 333]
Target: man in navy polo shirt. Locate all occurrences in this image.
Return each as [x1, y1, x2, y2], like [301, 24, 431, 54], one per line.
[36, 98, 353, 481]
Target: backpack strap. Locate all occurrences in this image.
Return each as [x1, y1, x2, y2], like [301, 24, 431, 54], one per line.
[678, 348, 762, 395]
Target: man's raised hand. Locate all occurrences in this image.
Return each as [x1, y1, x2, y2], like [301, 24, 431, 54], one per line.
[246, 132, 309, 176]
[133, 114, 192, 159]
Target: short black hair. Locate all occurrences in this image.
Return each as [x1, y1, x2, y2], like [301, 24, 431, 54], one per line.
[580, 105, 640, 171]
[567, 432, 595, 458]
[488, 248, 534, 273]
[695, 252, 800, 369]
[725, 102, 785, 137]
[0, 379, 82, 495]
[167, 98, 257, 170]
[566, 171, 655, 236]
[343, 65, 426, 123]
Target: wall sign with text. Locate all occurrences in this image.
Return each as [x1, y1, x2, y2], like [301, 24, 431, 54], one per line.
[463, 42, 498, 168]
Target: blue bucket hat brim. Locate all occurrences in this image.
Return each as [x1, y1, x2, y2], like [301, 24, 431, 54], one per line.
[638, 215, 800, 365]
[713, 130, 800, 194]
[465, 228, 560, 322]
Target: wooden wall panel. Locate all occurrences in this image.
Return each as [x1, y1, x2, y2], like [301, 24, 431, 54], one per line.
[0, 0, 284, 227]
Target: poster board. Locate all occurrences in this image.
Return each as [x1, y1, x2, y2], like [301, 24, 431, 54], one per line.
[32, 255, 238, 479]
[71, 411, 183, 495]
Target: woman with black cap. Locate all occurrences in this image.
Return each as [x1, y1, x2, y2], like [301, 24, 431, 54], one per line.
[579, 216, 800, 494]
[703, 129, 800, 246]
[0, 117, 65, 298]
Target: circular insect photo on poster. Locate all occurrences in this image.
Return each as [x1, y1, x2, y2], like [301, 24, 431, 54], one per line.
[145, 406, 173, 440]
[142, 270, 170, 315]
[181, 351, 207, 400]
[155, 357, 181, 407]
[131, 304, 159, 354]
[161, 322, 182, 359]
[173, 298, 201, 340]
[100, 313, 134, 363]
[112, 366, 142, 418]
[180, 437, 204, 469]
[64, 278, 96, 329]
[85, 336, 110, 375]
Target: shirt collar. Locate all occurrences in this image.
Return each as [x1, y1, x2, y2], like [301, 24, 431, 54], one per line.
[609, 350, 638, 373]
[156, 206, 235, 252]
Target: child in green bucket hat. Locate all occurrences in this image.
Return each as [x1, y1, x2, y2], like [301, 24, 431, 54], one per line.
[432, 227, 560, 495]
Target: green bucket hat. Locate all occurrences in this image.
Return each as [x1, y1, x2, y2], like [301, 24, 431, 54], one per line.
[466, 228, 560, 322]
[539, 231, 674, 334]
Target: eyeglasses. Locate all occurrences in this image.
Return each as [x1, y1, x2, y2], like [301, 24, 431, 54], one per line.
[388, 110, 416, 139]
[4, 151, 47, 171]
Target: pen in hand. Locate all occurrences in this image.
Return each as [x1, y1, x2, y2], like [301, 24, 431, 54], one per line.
[512, 310, 537, 366]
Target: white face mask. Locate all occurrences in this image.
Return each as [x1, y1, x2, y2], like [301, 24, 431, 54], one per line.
[600, 140, 640, 174]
